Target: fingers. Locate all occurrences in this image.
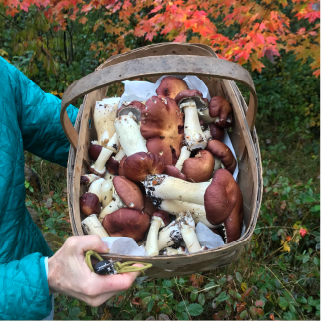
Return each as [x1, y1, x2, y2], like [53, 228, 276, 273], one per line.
[94, 263, 145, 293]
[66, 235, 109, 255]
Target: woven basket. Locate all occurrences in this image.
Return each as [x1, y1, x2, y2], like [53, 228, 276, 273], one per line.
[61, 43, 263, 279]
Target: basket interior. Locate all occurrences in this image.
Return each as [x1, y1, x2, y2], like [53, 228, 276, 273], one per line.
[67, 44, 261, 278]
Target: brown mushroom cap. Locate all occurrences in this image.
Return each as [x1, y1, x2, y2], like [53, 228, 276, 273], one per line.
[153, 210, 170, 226]
[174, 89, 208, 110]
[204, 169, 241, 225]
[209, 123, 225, 142]
[117, 101, 146, 121]
[102, 208, 150, 241]
[182, 150, 215, 182]
[164, 165, 187, 181]
[123, 152, 165, 182]
[140, 96, 184, 166]
[118, 156, 127, 177]
[156, 76, 189, 99]
[208, 96, 233, 128]
[224, 187, 244, 243]
[106, 156, 119, 175]
[206, 140, 236, 174]
[113, 176, 144, 210]
[88, 143, 102, 161]
[79, 193, 101, 216]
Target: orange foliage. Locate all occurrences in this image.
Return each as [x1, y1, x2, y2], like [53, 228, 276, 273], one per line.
[1, 0, 319, 75]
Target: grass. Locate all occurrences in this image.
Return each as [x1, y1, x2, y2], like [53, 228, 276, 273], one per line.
[24, 113, 320, 320]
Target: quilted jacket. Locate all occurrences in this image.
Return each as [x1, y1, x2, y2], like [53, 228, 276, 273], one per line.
[0, 57, 78, 319]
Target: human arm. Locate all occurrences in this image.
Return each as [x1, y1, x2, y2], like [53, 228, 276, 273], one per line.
[2, 57, 78, 167]
[0, 253, 52, 319]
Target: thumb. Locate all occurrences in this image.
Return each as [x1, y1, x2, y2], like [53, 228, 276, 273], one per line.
[73, 235, 110, 254]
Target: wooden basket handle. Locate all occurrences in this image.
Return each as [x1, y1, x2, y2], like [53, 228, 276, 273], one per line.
[61, 55, 257, 150]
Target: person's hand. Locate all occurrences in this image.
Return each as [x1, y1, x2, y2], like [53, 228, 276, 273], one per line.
[48, 235, 142, 306]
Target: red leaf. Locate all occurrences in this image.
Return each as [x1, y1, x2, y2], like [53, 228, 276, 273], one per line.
[241, 287, 252, 300]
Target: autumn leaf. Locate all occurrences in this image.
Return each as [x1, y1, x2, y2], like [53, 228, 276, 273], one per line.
[300, 228, 307, 237]
[79, 16, 88, 24]
[281, 240, 291, 252]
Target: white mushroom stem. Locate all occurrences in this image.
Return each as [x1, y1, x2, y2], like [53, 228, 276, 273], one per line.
[88, 178, 105, 202]
[90, 133, 119, 175]
[80, 174, 99, 185]
[144, 174, 209, 205]
[177, 212, 202, 253]
[145, 217, 165, 256]
[175, 146, 191, 171]
[213, 157, 222, 172]
[203, 129, 212, 141]
[82, 214, 109, 238]
[101, 177, 113, 208]
[94, 97, 120, 146]
[197, 108, 219, 125]
[114, 112, 148, 156]
[161, 246, 185, 255]
[180, 99, 207, 151]
[159, 200, 220, 228]
[114, 147, 126, 162]
[158, 220, 182, 250]
[104, 172, 114, 181]
[98, 189, 125, 222]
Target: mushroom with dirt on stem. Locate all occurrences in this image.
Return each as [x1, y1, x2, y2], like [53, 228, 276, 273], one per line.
[177, 211, 205, 253]
[157, 219, 183, 250]
[174, 89, 209, 151]
[206, 139, 236, 174]
[145, 210, 170, 256]
[158, 199, 220, 228]
[143, 169, 242, 226]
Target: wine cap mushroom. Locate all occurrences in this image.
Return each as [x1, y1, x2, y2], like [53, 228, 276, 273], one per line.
[88, 142, 102, 161]
[209, 123, 225, 142]
[113, 176, 144, 210]
[102, 208, 150, 241]
[156, 76, 188, 99]
[208, 96, 233, 128]
[80, 174, 99, 185]
[80, 193, 101, 216]
[204, 169, 241, 225]
[181, 150, 215, 182]
[117, 101, 146, 121]
[224, 187, 244, 243]
[206, 140, 236, 174]
[140, 95, 184, 166]
[174, 89, 208, 151]
[145, 210, 170, 256]
[143, 170, 239, 225]
[122, 152, 165, 182]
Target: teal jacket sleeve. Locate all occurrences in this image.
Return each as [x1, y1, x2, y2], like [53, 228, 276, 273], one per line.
[3, 57, 78, 167]
[0, 253, 52, 320]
